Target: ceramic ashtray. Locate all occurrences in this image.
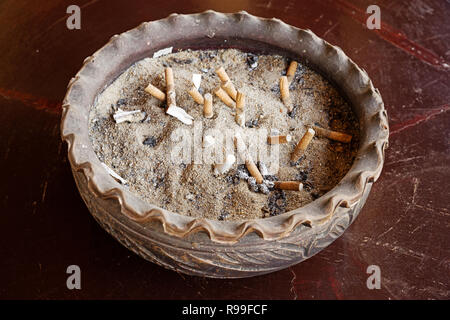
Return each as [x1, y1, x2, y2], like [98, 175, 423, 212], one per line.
[61, 11, 389, 278]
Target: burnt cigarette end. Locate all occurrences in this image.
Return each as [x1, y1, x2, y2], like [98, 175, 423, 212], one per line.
[235, 91, 245, 127]
[246, 159, 264, 184]
[203, 93, 213, 118]
[313, 126, 352, 143]
[165, 67, 176, 110]
[188, 87, 204, 105]
[214, 87, 235, 108]
[145, 83, 166, 101]
[286, 61, 298, 82]
[267, 134, 292, 144]
[280, 76, 293, 111]
[215, 66, 231, 83]
[290, 128, 315, 162]
[221, 80, 237, 101]
[274, 181, 303, 191]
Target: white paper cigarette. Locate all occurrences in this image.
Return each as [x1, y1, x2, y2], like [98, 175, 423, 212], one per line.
[192, 73, 202, 90]
[166, 105, 194, 125]
[203, 135, 215, 148]
[153, 47, 173, 58]
[214, 154, 236, 175]
[113, 108, 144, 123]
[101, 163, 127, 185]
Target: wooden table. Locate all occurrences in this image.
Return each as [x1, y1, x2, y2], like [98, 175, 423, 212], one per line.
[0, 0, 448, 299]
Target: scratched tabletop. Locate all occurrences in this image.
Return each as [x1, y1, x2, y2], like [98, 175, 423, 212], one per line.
[1, 0, 449, 299]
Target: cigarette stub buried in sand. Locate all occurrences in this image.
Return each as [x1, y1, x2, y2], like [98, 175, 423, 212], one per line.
[235, 91, 245, 127]
[164, 67, 193, 125]
[267, 134, 292, 144]
[274, 181, 303, 191]
[165, 67, 176, 108]
[221, 80, 237, 101]
[313, 126, 352, 143]
[291, 128, 315, 162]
[234, 132, 247, 158]
[188, 86, 204, 105]
[234, 133, 264, 184]
[145, 83, 166, 101]
[113, 108, 145, 123]
[203, 93, 213, 118]
[286, 61, 298, 83]
[246, 159, 264, 184]
[216, 67, 237, 100]
[215, 66, 231, 82]
[279, 76, 293, 112]
[214, 87, 235, 108]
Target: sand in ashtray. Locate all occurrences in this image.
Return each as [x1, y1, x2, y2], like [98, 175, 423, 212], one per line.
[89, 48, 359, 221]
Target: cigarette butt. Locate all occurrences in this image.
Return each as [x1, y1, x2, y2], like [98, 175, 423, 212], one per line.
[165, 67, 176, 109]
[221, 80, 237, 100]
[291, 128, 315, 162]
[280, 76, 289, 99]
[166, 105, 193, 125]
[214, 87, 235, 108]
[274, 181, 303, 191]
[313, 126, 352, 143]
[267, 134, 292, 144]
[234, 133, 247, 156]
[286, 61, 298, 82]
[203, 135, 215, 148]
[280, 76, 293, 111]
[145, 83, 166, 101]
[236, 91, 245, 110]
[188, 87, 204, 105]
[216, 67, 237, 100]
[192, 73, 202, 89]
[215, 66, 230, 83]
[165, 67, 174, 87]
[235, 110, 245, 127]
[233, 132, 263, 183]
[203, 93, 213, 118]
[246, 159, 264, 184]
[214, 154, 236, 175]
[235, 91, 245, 127]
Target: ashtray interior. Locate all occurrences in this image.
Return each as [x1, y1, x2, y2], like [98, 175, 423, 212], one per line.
[88, 44, 360, 222]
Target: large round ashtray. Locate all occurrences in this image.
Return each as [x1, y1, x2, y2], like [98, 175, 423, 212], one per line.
[61, 11, 389, 278]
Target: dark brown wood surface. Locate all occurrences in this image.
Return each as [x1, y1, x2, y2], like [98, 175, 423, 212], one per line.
[0, 0, 448, 299]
